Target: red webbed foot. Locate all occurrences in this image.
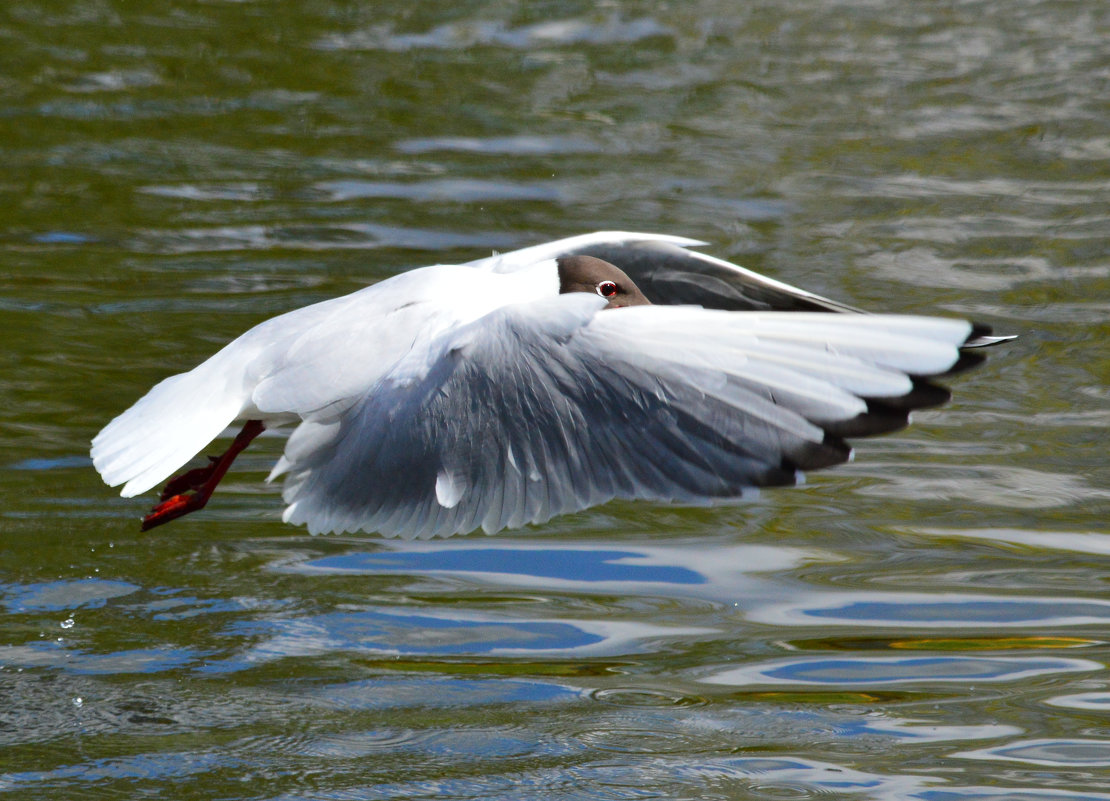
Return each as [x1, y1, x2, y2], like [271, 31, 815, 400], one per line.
[142, 492, 210, 531]
[140, 420, 265, 532]
[158, 456, 219, 501]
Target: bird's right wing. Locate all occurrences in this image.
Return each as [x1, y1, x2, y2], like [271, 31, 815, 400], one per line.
[472, 231, 860, 313]
[277, 295, 972, 540]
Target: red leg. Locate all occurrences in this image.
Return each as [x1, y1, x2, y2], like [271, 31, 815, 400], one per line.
[141, 420, 265, 531]
[159, 456, 220, 501]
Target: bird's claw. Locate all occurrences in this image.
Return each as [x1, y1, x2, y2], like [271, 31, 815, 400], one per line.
[158, 456, 220, 501]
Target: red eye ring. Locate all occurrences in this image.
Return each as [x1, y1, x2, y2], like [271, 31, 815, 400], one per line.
[596, 280, 619, 298]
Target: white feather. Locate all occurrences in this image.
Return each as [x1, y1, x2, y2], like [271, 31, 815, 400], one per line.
[91, 354, 249, 497]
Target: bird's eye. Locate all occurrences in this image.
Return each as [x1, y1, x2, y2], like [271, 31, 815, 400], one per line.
[596, 280, 619, 298]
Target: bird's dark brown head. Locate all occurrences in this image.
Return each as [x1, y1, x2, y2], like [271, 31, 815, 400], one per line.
[556, 255, 652, 309]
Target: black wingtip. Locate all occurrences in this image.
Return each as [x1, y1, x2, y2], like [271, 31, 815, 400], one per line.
[964, 322, 1018, 349]
[934, 323, 1014, 375]
[780, 432, 853, 475]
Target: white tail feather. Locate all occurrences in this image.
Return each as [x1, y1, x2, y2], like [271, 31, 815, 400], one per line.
[91, 361, 246, 498]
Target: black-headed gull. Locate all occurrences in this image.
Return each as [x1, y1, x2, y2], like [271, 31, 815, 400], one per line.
[91, 231, 1012, 538]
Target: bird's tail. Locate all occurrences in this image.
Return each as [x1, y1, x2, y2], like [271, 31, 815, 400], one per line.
[91, 359, 245, 498]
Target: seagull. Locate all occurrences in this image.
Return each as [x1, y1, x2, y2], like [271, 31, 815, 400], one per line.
[91, 231, 1012, 539]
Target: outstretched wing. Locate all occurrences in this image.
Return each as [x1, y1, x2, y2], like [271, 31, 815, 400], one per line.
[475, 231, 1013, 349]
[472, 231, 859, 313]
[277, 294, 972, 539]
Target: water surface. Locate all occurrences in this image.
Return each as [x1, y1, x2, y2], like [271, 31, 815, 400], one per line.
[2, 1, 1109, 799]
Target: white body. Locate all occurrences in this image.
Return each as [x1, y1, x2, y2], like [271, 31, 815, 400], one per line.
[92, 231, 974, 538]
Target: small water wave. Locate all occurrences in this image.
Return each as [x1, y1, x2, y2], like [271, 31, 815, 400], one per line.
[1046, 693, 1110, 711]
[127, 221, 517, 256]
[590, 687, 707, 708]
[912, 527, 1110, 556]
[2, 578, 139, 612]
[314, 677, 580, 711]
[316, 15, 673, 52]
[752, 591, 1110, 629]
[0, 642, 196, 675]
[849, 463, 1105, 508]
[276, 539, 814, 604]
[210, 607, 715, 671]
[396, 135, 603, 156]
[698, 655, 1100, 687]
[312, 178, 561, 203]
[957, 739, 1110, 768]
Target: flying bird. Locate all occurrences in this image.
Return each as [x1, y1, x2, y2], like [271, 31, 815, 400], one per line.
[91, 231, 1012, 538]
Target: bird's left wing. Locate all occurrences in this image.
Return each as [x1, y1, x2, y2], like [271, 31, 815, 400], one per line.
[277, 295, 972, 539]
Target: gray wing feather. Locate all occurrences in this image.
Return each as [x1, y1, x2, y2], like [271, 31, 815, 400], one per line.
[279, 295, 846, 539]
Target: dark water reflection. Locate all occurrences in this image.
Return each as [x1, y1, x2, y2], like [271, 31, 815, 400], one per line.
[3, 0, 1110, 799]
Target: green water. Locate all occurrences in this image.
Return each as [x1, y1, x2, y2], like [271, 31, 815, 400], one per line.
[3, 1, 1109, 799]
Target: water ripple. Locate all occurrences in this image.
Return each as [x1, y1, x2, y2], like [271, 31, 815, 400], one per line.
[1046, 693, 1110, 711]
[314, 677, 580, 711]
[396, 135, 603, 156]
[850, 464, 1107, 508]
[699, 655, 1101, 687]
[0, 642, 197, 675]
[128, 221, 517, 255]
[211, 607, 715, 671]
[590, 687, 707, 708]
[3, 579, 139, 612]
[316, 15, 673, 52]
[957, 739, 1110, 767]
[275, 539, 819, 608]
[313, 178, 561, 203]
[753, 592, 1110, 629]
[911, 528, 1110, 557]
